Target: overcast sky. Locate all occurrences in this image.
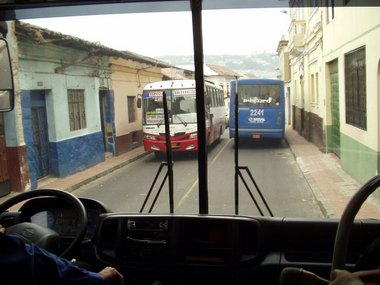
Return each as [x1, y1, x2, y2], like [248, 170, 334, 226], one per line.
[24, 8, 290, 58]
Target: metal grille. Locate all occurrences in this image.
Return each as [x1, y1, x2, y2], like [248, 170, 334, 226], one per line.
[345, 46, 366, 130]
[68, 89, 86, 131]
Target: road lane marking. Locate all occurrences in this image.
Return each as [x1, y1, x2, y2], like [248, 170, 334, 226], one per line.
[176, 179, 198, 208]
[176, 138, 232, 208]
[211, 138, 231, 163]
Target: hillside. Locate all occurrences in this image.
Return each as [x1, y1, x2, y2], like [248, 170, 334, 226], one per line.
[158, 52, 280, 78]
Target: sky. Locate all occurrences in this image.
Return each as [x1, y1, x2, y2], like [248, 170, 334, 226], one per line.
[24, 8, 290, 58]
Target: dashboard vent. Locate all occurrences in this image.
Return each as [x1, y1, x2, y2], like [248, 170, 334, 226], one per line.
[97, 218, 119, 260]
[99, 219, 119, 243]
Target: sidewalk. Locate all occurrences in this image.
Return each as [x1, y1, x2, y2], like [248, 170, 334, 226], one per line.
[38, 146, 149, 192]
[0, 146, 148, 204]
[285, 126, 380, 219]
[1, 127, 380, 219]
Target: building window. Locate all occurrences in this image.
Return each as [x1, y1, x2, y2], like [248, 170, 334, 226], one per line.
[326, 0, 334, 22]
[311, 72, 319, 104]
[315, 72, 319, 104]
[344, 0, 351, 6]
[128, 96, 136, 123]
[68, 89, 86, 131]
[345, 46, 366, 130]
[310, 74, 315, 103]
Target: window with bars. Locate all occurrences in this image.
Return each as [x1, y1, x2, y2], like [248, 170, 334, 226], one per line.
[345, 46, 366, 130]
[127, 96, 136, 123]
[344, 0, 351, 6]
[68, 89, 86, 131]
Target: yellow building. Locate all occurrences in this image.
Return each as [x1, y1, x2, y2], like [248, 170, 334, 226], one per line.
[288, 3, 324, 149]
[109, 57, 167, 154]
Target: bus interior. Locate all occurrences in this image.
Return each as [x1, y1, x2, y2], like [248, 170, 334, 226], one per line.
[1, 1, 380, 285]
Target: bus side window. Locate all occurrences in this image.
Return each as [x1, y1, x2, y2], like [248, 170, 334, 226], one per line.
[205, 88, 211, 105]
[205, 88, 211, 119]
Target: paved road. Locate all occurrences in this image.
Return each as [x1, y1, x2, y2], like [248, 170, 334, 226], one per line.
[4, 127, 377, 220]
[74, 134, 324, 218]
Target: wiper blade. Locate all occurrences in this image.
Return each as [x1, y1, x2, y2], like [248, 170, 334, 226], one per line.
[142, 91, 174, 214]
[233, 79, 273, 217]
[157, 118, 164, 128]
[174, 114, 188, 127]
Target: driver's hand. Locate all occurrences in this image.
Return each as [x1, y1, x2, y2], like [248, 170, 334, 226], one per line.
[330, 270, 363, 285]
[330, 269, 380, 285]
[0, 224, 5, 234]
[98, 266, 124, 285]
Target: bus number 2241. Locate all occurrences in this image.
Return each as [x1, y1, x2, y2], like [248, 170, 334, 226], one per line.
[250, 109, 264, 116]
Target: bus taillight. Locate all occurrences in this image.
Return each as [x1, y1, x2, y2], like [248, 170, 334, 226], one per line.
[277, 112, 283, 126]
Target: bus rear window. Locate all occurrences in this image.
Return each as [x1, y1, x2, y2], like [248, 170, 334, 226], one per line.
[238, 84, 280, 107]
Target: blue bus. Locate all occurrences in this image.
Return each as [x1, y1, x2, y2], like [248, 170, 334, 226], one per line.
[229, 78, 285, 140]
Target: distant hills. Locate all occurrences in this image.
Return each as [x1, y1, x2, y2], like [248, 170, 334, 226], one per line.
[157, 52, 280, 78]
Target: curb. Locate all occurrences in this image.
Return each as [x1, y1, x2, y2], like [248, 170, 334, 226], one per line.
[284, 135, 331, 218]
[67, 151, 151, 193]
[0, 150, 151, 205]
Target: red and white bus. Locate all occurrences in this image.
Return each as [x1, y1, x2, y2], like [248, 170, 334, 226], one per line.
[142, 80, 226, 155]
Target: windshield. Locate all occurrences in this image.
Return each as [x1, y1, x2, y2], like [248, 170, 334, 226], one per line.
[238, 84, 281, 107]
[0, 1, 379, 221]
[143, 89, 197, 125]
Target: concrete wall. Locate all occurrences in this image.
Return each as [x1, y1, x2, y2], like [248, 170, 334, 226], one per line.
[323, 6, 380, 184]
[18, 39, 106, 187]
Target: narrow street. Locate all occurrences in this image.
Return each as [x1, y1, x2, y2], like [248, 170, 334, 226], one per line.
[29, 127, 380, 220]
[73, 133, 324, 218]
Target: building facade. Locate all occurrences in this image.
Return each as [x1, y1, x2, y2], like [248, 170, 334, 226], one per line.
[109, 57, 165, 155]
[7, 21, 169, 190]
[322, 6, 380, 185]
[280, 2, 380, 190]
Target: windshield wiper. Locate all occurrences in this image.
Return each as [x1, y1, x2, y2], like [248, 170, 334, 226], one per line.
[157, 118, 164, 128]
[173, 114, 188, 127]
[144, 91, 174, 213]
[233, 79, 273, 217]
[157, 114, 188, 127]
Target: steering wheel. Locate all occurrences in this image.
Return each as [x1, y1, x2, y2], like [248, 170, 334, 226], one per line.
[0, 189, 88, 257]
[279, 175, 380, 285]
[332, 174, 380, 270]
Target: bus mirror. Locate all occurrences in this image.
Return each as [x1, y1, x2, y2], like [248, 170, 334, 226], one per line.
[0, 38, 14, 112]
